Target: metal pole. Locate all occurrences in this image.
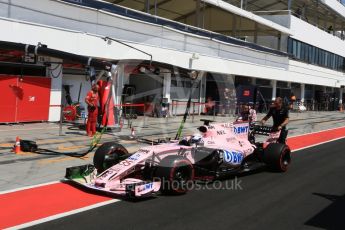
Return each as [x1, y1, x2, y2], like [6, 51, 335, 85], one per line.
[128, 105, 132, 128]
[145, 0, 150, 13]
[59, 105, 63, 136]
[174, 100, 177, 117]
[143, 104, 147, 127]
[196, 0, 201, 27]
[288, 0, 292, 11]
[8, 0, 11, 18]
[127, 107, 130, 129]
[232, 14, 237, 37]
[254, 22, 258, 44]
[172, 100, 174, 117]
[192, 102, 195, 123]
[166, 103, 169, 123]
[59, 68, 64, 136]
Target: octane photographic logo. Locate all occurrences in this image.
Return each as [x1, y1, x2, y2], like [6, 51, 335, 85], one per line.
[155, 177, 243, 192]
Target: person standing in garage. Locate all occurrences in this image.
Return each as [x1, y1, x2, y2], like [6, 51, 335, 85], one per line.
[85, 83, 99, 137]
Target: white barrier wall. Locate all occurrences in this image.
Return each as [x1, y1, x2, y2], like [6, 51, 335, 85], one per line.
[263, 14, 345, 60]
[287, 60, 345, 88]
[289, 15, 345, 58]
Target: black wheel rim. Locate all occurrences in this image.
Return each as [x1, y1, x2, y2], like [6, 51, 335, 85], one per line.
[172, 166, 192, 191]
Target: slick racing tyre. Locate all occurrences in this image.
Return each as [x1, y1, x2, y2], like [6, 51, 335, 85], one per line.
[263, 143, 291, 172]
[93, 142, 129, 173]
[155, 155, 194, 195]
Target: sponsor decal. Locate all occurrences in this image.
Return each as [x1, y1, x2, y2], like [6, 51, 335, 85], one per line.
[226, 137, 236, 142]
[118, 159, 134, 167]
[137, 183, 153, 193]
[243, 90, 250, 96]
[128, 153, 141, 161]
[217, 130, 226, 135]
[238, 140, 244, 147]
[221, 123, 233, 128]
[233, 126, 249, 134]
[138, 149, 150, 154]
[207, 140, 216, 145]
[223, 150, 244, 164]
[208, 125, 215, 129]
[99, 169, 116, 179]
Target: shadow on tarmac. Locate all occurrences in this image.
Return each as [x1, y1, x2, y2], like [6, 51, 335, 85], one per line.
[305, 193, 345, 230]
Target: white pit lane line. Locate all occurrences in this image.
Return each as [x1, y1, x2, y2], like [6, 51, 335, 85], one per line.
[288, 125, 345, 138]
[3, 125, 345, 229]
[1, 180, 121, 230]
[0, 181, 60, 195]
[291, 136, 345, 153]
[4, 199, 121, 230]
[0, 127, 59, 132]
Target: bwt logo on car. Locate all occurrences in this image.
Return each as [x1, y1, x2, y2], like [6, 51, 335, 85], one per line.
[138, 183, 153, 192]
[128, 153, 141, 161]
[233, 126, 249, 134]
[223, 150, 244, 165]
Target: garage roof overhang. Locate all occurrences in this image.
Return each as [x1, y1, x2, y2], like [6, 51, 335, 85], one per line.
[202, 0, 291, 35]
[0, 40, 192, 77]
[228, 0, 345, 31]
[105, 0, 291, 37]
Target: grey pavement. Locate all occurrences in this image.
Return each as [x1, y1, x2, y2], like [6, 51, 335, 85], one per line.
[0, 111, 344, 191]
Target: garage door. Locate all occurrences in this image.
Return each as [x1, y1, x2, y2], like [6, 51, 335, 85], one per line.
[0, 75, 17, 122]
[0, 75, 51, 123]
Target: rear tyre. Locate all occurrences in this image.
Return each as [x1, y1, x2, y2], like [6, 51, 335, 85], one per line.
[155, 155, 194, 195]
[263, 143, 291, 172]
[93, 142, 128, 173]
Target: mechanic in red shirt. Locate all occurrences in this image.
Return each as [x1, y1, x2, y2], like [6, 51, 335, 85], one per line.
[85, 83, 99, 137]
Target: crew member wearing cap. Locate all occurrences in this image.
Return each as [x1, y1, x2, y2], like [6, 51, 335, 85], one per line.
[85, 83, 99, 137]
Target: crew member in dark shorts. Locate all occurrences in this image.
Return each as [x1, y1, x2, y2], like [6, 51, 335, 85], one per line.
[260, 97, 289, 144]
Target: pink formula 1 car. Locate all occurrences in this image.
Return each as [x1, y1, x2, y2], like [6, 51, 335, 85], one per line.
[65, 119, 291, 198]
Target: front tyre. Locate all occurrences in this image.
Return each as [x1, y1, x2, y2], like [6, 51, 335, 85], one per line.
[155, 155, 194, 195]
[93, 142, 128, 173]
[263, 143, 291, 172]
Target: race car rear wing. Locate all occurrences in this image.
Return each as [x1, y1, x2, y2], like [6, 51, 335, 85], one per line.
[251, 125, 275, 136]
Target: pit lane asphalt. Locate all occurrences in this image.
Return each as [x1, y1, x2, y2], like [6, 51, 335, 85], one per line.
[30, 138, 345, 230]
